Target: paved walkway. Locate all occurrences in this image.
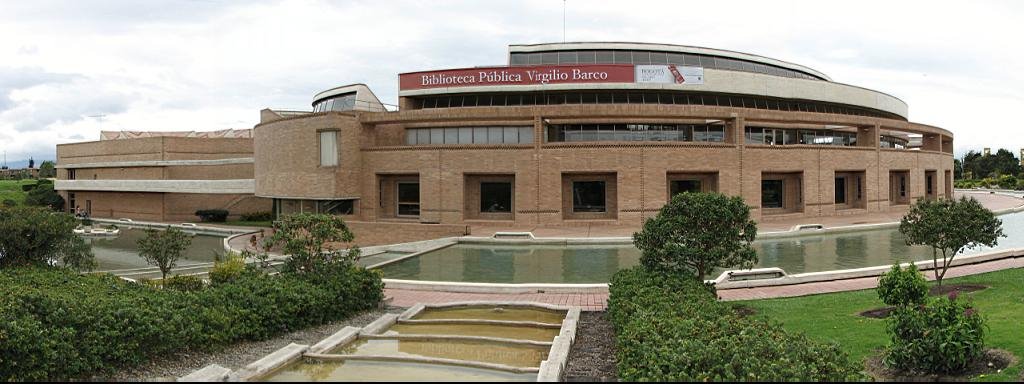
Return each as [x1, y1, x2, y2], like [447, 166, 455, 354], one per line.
[717, 256, 1024, 301]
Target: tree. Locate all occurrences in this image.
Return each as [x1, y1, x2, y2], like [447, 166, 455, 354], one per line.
[899, 197, 1004, 286]
[633, 192, 758, 281]
[265, 212, 359, 274]
[38, 161, 56, 178]
[953, 158, 963, 180]
[136, 227, 193, 281]
[24, 183, 64, 211]
[0, 206, 95, 271]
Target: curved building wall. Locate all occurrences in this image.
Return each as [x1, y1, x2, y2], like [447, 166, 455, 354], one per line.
[254, 103, 953, 226]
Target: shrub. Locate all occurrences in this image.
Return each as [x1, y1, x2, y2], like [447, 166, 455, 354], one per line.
[24, 183, 64, 211]
[884, 293, 985, 373]
[1, 199, 15, 208]
[633, 192, 758, 281]
[877, 263, 929, 307]
[240, 211, 273, 222]
[997, 174, 1017, 189]
[20, 183, 37, 192]
[194, 209, 229, 222]
[0, 264, 383, 380]
[162, 275, 205, 292]
[0, 206, 94, 271]
[209, 252, 247, 285]
[607, 267, 864, 381]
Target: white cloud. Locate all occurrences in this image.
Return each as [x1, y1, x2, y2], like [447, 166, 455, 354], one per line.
[0, 0, 1022, 161]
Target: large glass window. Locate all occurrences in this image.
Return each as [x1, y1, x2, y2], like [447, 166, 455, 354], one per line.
[572, 181, 606, 213]
[546, 123, 723, 143]
[319, 131, 338, 167]
[397, 182, 420, 217]
[480, 182, 512, 213]
[318, 200, 355, 215]
[405, 126, 533, 145]
[762, 180, 784, 209]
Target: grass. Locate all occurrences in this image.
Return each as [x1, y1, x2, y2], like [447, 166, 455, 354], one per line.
[0, 179, 38, 205]
[739, 267, 1024, 381]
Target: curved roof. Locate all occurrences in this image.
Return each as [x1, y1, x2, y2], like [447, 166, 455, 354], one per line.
[508, 42, 832, 81]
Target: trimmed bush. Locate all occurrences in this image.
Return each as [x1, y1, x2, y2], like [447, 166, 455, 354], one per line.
[884, 293, 985, 373]
[877, 263, 929, 307]
[20, 184, 37, 192]
[0, 264, 383, 380]
[240, 211, 273, 222]
[194, 209, 229, 222]
[162, 275, 205, 292]
[608, 267, 864, 381]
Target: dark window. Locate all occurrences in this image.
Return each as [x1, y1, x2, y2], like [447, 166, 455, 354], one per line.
[926, 174, 934, 195]
[670, 180, 702, 196]
[480, 182, 512, 213]
[558, 51, 577, 64]
[762, 180, 784, 209]
[835, 177, 846, 204]
[510, 53, 527, 65]
[318, 200, 355, 215]
[613, 51, 631, 64]
[541, 52, 558, 64]
[572, 181, 606, 213]
[397, 182, 420, 217]
[68, 169, 76, 180]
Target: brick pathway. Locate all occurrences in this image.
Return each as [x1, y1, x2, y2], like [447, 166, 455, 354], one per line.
[385, 288, 610, 311]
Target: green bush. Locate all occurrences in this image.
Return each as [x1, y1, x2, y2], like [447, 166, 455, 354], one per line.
[209, 252, 247, 285]
[1, 199, 15, 208]
[877, 263, 929, 307]
[162, 275, 205, 292]
[240, 211, 273, 221]
[607, 267, 864, 381]
[20, 184, 37, 192]
[0, 206, 94, 271]
[194, 209, 229, 222]
[24, 183, 64, 211]
[884, 293, 985, 373]
[997, 174, 1017, 189]
[0, 264, 383, 380]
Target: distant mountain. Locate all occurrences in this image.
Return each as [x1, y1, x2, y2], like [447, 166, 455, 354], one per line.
[0, 159, 54, 169]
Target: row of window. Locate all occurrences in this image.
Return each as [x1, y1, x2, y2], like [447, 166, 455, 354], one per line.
[313, 93, 357, 113]
[509, 50, 825, 81]
[745, 127, 859, 146]
[404, 126, 535, 145]
[273, 198, 356, 217]
[412, 91, 901, 120]
[546, 123, 726, 143]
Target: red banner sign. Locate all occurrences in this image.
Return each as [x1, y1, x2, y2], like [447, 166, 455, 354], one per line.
[400, 64, 635, 91]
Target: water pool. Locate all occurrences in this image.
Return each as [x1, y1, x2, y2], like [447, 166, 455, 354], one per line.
[378, 212, 1024, 283]
[82, 227, 229, 272]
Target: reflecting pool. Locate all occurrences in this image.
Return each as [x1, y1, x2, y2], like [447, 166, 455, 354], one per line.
[378, 212, 1024, 283]
[82, 227, 228, 271]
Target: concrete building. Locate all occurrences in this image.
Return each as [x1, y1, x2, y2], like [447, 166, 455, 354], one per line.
[54, 130, 270, 221]
[58, 42, 955, 236]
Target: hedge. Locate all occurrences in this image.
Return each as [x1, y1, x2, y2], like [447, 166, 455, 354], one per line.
[607, 267, 865, 381]
[0, 264, 383, 380]
[194, 209, 229, 222]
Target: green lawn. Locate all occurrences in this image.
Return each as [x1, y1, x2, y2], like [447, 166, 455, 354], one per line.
[739, 267, 1024, 381]
[0, 179, 37, 205]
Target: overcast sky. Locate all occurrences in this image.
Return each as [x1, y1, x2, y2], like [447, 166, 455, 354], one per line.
[1, 0, 1022, 162]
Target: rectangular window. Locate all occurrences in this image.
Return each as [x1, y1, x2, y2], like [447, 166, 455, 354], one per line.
[319, 131, 338, 166]
[572, 181, 606, 213]
[835, 177, 847, 204]
[900, 176, 907, 197]
[926, 174, 934, 195]
[397, 182, 420, 217]
[318, 199, 355, 215]
[68, 169, 76, 180]
[444, 128, 459, 144]
[762, 180, 784, 209]
[670, 180, 702, 196]
[480, 182, 512, 213]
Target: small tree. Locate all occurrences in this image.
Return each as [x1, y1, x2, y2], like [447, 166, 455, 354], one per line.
[38, 161, 56, 178]
[265, 213, 359, 274]
[633, 192, 758, 281]
[0, 206, 95, 271]
[899, 197, 1003, 286]
[136, 227, 192, 281]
